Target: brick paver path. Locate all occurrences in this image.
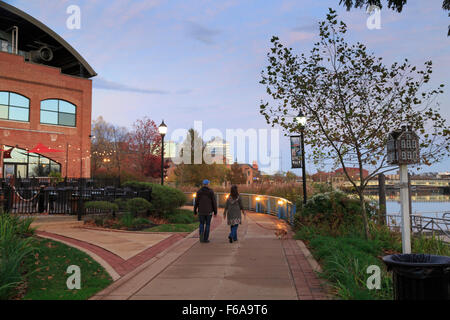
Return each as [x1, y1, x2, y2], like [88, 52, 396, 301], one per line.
[36, 230, 186, 277]
[35, 209, 224, 279]
[92, 210, 329, 300]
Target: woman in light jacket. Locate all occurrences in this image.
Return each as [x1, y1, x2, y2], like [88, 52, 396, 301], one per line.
[223, 185, 246, 243]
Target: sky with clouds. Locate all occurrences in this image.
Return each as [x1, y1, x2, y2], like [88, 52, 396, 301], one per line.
[4, 0, 450, 174]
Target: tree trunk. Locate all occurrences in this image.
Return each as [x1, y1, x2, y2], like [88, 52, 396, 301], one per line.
[358, 192, 370, 240]
[378, 173, 386, 225]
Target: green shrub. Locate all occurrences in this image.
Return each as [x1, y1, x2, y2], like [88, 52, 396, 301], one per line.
[15, 217, 36, 237]
[132, 218, 152, 227]
[123, 182, 187, 216]
[412, 234, 450, 256]
[49, 171, 63, 183]
[120, 213, 135, 228]
[114, 198, 128, 210]
[0, 214, 35, 237]
[166, 209, 197, 224]
[293, 225, 320, 242]
[94, 218, 105, 226]
[84, 201, 118, 212]
[119, 213, 151, 229]
[294, 191, 375, 237]
[126, 198, 152, 217]
[369, 221, 402, 252]
[0, 213, 36, 299]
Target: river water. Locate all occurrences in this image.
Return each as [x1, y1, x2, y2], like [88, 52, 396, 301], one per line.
[386, 201, 450, 219]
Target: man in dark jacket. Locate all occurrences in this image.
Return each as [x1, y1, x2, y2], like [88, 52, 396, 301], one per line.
[194, 179, 217, 243]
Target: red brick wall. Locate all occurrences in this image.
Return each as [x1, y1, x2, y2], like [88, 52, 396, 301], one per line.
[0, 52, 93, 178]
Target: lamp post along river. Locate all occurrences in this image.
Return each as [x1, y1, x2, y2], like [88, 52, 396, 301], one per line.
[158, 120, 168, 186]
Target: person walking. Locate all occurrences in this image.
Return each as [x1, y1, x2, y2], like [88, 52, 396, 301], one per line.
[194, 179, 217, 243]
[223, 185, 246, 243]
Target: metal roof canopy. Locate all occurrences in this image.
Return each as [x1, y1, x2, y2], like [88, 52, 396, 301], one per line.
[0, 1, 96, 78]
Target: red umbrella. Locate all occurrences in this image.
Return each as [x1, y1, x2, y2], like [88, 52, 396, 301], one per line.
[1, 147, 13, 158]
[28, 143, 64, 154]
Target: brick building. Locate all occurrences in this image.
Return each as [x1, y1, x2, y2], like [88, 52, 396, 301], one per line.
[225, 160, 260, 186]
[237, 161, 260, 185]
[0, 2, 96, 178]
[311, 167, 369, 186]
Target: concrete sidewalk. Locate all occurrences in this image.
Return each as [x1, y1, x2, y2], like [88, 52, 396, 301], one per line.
[92, 210, 329, 300]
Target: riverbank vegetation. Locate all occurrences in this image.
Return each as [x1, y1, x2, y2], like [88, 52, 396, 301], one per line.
[293, 191, 449, 300]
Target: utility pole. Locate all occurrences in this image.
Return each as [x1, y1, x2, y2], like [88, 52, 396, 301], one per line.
[399, 165, 411, 253]
[300, 129, 307, 204]
[66, 142, 69, 178]
[378, 173, 386, 225]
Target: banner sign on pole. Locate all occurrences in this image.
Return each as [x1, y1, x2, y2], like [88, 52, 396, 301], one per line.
[290, 136, 302, 169]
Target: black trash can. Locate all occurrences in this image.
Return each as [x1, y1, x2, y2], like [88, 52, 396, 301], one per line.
[383, 254, 450, 300]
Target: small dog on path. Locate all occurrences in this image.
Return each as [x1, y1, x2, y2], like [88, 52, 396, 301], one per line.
[275, 228, 288, 240]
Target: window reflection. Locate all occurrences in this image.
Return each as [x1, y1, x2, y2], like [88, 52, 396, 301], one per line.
[40, 99, 76, 127]
[2, 145, 61, 178]
[0, 91, 30, 122]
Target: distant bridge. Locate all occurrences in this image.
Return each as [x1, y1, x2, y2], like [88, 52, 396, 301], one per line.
[341, 179, 450, 188]
[365, 194, 450, 202]
[340, 179, 450, 195]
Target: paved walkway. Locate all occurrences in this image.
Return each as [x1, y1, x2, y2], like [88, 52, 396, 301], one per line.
[33, 219, 189, 280]
[92, 210, 329, 300]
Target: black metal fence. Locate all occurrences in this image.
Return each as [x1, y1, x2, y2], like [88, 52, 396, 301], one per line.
[0, 178, 151, 216]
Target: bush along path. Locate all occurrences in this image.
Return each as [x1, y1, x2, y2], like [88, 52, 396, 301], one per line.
[293, 191, 450, 300]
[84, 182, 191, 232]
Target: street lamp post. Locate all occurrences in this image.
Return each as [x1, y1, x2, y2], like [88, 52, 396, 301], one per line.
[158, 120, 168, 185]
[295, 111, 307, 205]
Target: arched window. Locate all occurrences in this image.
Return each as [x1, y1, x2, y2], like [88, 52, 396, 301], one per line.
[0, 91, 30, 122]
[40, 99, 76, 127]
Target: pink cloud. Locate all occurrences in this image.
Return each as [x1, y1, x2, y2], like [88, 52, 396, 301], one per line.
[286, 31, 315, 44]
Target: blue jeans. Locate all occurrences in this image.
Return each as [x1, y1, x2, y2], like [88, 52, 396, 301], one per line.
[229, 224, 239, 241]
[199, 215, 212, 241]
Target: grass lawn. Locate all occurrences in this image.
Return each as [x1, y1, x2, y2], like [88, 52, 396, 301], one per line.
[21, 237, 113, 300]
[144, 223, 198, 233]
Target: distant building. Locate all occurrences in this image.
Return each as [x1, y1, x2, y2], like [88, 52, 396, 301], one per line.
[311, 170, 333, 183]
[311, 167, 369, 185]
[164, 140, 177, 158]
[205, 137, 233, 164]
[437, 172, 450, 179]
[240, 161, 260, 185]
[226, 160, 260, 185]
[385, 174, 399, 181]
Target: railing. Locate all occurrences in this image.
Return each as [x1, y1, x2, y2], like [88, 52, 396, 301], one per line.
[0, 181, 151, 215]
[184, 192, 296, 225]
[0, 177, 122, 189]
[386, 213, 450, 243]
